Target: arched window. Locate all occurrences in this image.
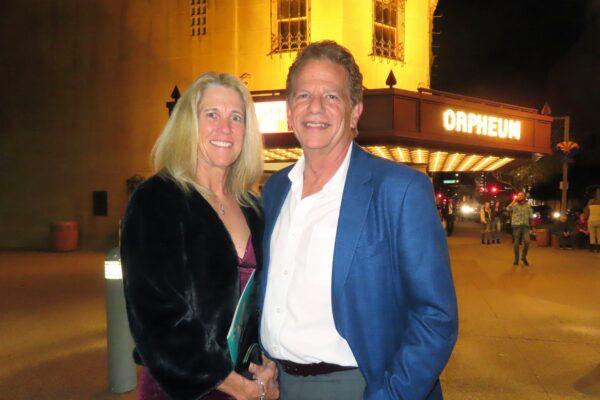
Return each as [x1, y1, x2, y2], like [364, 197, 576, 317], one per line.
[271, 0, 310, 53]
[372, 0, 405, 60]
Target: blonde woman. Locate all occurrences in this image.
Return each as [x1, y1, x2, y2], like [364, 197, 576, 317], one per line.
[121, 72, 278, 400]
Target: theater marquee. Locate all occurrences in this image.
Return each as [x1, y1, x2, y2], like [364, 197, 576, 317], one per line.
[442, 109, 522, 140]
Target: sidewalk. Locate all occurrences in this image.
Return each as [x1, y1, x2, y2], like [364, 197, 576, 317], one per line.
[0, 223, 598, 399]
[441, 222, 600, 399]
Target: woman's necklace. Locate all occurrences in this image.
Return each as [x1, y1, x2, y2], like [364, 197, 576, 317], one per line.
[209, 193, 226, 215]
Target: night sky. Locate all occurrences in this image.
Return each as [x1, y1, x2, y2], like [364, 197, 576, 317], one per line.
[432, 0, 599, 195]
[432, 0, 589, 108]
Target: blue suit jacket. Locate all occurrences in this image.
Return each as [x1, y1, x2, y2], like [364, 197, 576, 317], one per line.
[259, 143, 458, 400]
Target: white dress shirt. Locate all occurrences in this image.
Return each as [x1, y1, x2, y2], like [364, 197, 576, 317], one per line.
[261, 145, 357, 366]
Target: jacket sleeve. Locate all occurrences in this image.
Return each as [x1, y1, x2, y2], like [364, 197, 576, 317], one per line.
[121, 185, 233, 400]
[369, 173, 458, 400]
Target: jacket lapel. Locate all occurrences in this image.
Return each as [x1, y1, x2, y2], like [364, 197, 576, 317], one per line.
[259, 174, 291, 310]
[332, 144, 373, 303]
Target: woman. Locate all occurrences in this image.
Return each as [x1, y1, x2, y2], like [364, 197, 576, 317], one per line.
[121, 72, 278, 400]
[480, 202, 492, 244]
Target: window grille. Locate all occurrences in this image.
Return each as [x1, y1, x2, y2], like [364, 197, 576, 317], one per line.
[372, 0, 405, 60]
[270, 0, 310, 53]
[191, 0, 207, 36]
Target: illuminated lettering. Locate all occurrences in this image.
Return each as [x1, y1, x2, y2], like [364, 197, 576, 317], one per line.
[456, 111, 468, 133]
[508, 120, 521, 140]
[442, 109, 521, 140]
[467, 113, 478, 134]
[488, 116, 498, 137]
[476, 115, 487, 135]
[497, 119, 508, 138]
[443, 109, 456, 131]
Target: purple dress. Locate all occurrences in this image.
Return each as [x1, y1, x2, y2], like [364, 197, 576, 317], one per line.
[139, 237, 257, 400]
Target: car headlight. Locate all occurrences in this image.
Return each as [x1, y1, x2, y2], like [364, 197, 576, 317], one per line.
[461, 205, 474, 214]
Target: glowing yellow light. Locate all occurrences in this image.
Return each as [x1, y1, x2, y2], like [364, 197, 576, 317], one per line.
[255, 101, 289, 134]
[391, 147, 410, 163]
[410, 149, 429, 164]
[442, 153, 465, 172]
[456, 154, 483, 171]
[367, 146, 393, 161]
[443, 109, 521, 140]
[471, 156, 499, 171]
[428, 151, 448, 172]
[485, 157, 514, 171]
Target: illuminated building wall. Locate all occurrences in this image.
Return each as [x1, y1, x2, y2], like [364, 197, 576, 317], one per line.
[0, 0, 437, 249]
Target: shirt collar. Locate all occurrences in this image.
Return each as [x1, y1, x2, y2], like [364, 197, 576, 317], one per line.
[287, 144, 353, 200]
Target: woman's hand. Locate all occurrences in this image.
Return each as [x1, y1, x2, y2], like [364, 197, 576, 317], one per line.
[217, 371, 265, 400]
[249, 360, 279, 400]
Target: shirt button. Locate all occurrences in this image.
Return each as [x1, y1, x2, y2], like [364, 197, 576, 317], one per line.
[276, 307, 281, 313]
[283, 270, 289, 275]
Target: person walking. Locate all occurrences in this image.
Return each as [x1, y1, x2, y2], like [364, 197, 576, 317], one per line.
[584, 194, 600, 252]
[480, 202, 492, 244]
[507, 192, 534, 266]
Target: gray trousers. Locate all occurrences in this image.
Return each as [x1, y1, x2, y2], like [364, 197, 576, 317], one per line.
[278, 367, 366, 400]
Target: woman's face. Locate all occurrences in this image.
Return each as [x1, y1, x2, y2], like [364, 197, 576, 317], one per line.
[196, 85, 245, 171]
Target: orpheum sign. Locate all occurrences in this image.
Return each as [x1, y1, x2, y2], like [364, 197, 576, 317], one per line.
[442, 109, 522, 140]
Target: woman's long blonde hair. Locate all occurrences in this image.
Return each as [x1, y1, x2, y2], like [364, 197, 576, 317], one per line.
[152, 72, 263, 208]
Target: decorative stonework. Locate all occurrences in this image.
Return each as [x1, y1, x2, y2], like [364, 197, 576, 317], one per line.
[371, 0, 405, 61]
[191, 0, 207, 36]
[270, 0, 310, 53]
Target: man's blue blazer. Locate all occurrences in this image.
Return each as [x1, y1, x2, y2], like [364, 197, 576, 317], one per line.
[259, 143, 458, 400]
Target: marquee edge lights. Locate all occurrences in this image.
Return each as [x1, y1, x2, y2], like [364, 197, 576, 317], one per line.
[264, 146, 514, 172]
[442, 109, 521, 140]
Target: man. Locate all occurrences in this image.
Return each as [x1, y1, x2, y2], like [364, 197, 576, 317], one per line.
[552, 214, 575, 249]
[259, 41, 458, 400]
[507, 192, 534, 265]
[442, 198, 456, 236]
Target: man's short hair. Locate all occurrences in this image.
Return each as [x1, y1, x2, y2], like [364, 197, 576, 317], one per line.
[286, 40, 363, 106]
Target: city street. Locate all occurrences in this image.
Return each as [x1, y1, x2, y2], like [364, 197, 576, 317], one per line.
[0, 222, 598, 399]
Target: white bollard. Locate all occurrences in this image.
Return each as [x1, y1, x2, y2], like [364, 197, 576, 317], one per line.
[105, 247, 137, 393]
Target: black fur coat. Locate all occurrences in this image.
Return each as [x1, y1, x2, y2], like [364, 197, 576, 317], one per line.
[121, 175, 263, 400]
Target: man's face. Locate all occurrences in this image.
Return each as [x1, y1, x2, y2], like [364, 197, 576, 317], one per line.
[287, 59, 363, 156]
[516, 192, 525, 202]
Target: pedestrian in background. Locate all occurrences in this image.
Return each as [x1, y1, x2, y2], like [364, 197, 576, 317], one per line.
[584, 194, 600, 252]
[575, 213, 590, 249]
[552, 214, 575, 249]
[507, 192, 534, 266]
[442, 198, 456, 236]
[491, 201, 503, 244]
[480, 201, 492, 244]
